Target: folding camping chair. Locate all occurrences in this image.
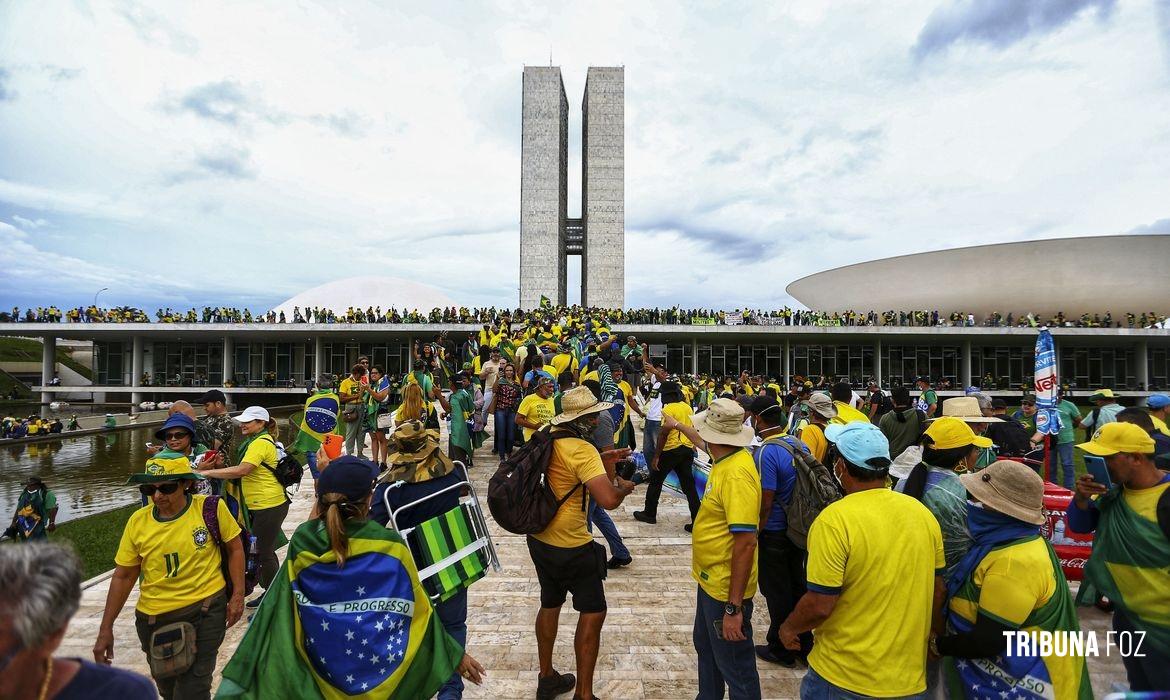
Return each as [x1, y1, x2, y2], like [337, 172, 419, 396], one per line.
[381, 461, 501, 604]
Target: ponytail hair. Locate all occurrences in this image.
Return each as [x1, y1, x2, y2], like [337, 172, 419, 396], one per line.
[319, 492, 371, 568]
[266, 418, 278, 438]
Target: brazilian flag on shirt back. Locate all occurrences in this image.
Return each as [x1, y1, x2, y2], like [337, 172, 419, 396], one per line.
[217, 519, 462, 699]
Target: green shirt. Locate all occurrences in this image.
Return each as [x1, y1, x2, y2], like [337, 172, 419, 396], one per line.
[447, 388, 474, 453]
[1056, 400, 1081, 445]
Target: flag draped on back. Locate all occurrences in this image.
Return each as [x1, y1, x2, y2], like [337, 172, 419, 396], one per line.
[216, 519, 463, 699]
[300, 391, 340, 443]
[1033, 328, 1062, 437]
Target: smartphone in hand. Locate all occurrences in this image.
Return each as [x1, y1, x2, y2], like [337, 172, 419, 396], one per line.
[1084, 455, 1113, 489]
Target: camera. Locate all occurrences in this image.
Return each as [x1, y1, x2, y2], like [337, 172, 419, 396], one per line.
[616, 459, 644, 484]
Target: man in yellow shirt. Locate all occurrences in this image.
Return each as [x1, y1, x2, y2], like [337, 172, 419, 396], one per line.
[1146, 394, 1170, 436]
[527, 387, 634, 700]
[780, 422, 945, 698]
[634, 382, 701, 529]
[516, 376, 556, 441]
[797, 393, 837, 462]
[663, 397, 762, 698]
[830, 382, 871, 425]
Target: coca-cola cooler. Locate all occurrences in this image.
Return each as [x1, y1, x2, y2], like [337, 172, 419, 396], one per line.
[1039, 482, 1093, 581]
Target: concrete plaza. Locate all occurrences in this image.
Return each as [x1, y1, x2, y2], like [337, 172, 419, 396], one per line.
[62, 426, 1129, 698]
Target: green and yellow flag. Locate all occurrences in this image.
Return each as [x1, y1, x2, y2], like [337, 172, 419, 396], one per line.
[217, 519, 463, 699]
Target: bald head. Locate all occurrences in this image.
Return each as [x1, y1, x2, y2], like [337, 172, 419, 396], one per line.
[168, 400, 197, 420]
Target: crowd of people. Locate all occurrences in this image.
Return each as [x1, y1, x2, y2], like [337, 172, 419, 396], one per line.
[4, 302, 1167, 329]
[3, 311, 1169, 699]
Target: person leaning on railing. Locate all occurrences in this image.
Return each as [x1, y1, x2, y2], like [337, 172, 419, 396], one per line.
[95, 455, 245, 699]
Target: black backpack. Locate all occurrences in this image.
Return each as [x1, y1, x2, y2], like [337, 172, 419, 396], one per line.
[254, 434, 303, 489]
[202, 496, 258, 597]
[487, 428, 586, 535]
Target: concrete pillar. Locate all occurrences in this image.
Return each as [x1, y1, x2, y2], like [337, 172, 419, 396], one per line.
[222, 336, 234, 387]
[131, 336, 144, 409]
[874, 339, 883, 388]
[691, 337, 699, 376]
[961, 340, 973, 389]
[40, 335, 56, 415]
[783, 339, 791, 387]
[315, 337, 325, 382]
[1136, 341, 1149, 392]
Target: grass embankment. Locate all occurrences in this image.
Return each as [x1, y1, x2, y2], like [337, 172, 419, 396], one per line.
[51, 504, 139, 579]
[0, 336, 94, 381]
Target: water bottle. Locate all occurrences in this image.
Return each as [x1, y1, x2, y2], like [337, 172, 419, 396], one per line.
[246, 535, 259, 577]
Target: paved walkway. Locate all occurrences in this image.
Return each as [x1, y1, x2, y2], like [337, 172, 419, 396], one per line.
[62, 426, 1129, 698]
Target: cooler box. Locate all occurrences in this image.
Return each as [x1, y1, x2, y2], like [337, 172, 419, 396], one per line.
[1040, 482, 1093, 581]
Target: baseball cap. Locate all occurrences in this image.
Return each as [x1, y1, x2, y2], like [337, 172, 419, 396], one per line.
[1089, 388, 1116, 400]
[233, 406, 270, 423]
[318, 455, 377, 501]
[1076, 422, 1156, 456]
[748, 395, 782, 418]
[990, 398, 1008, 410]
[1147, 394, 1170, 409]
[924, 417, 993, 450]
[824, 422, 891, 470]
[807, 393, 838, 418]
[195, 389, 227, 404]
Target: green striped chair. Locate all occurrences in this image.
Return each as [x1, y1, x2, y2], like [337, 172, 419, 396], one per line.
[413, 503, 490, 602]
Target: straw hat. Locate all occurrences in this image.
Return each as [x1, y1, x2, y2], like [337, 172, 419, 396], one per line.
[382, 420, 455, 484]
[959, 459, 1046, 525]
[933, 396, 1001, 423]
[550, 386, 614, 425]
[692, 398, 755, 447]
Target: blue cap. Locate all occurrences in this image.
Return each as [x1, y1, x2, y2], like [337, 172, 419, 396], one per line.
[1147, 394, 1170, 409]
[824, 422, 892, 470]
[318, 455, 377, 502]
[155, 413, 196, 440]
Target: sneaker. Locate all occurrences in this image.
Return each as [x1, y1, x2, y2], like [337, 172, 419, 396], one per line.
[245, 596, 264, 609]
[755, 644, 797, 668]
[536, 670, 576, 700]
[632, 511, 656, 524]
[606, 556, 632, 569]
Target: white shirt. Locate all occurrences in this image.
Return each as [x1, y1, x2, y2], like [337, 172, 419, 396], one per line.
[646, 379, 663, 421]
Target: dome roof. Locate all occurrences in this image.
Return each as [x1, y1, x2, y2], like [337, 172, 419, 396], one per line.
[785, 235, 1170, 319]
[271, 276, 458, 316]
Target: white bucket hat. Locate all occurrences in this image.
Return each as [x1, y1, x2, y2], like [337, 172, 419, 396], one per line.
[692, 398, 755, 447]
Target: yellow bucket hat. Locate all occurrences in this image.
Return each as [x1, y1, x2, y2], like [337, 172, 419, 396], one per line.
[127, 454, 206, 484]
[923, 416, 993, 450]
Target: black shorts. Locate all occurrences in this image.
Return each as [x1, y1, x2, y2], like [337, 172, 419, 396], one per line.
[526, 536, 607, 613]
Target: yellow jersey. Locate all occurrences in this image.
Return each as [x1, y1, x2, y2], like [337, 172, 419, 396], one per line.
[532, 438, 606, 548]
[238, 434, 287, 510]
[661, 402, 695, 451]
[115, 495, 241, 615]
[691, 449, 761, 602]
[517, 394, 555, 441]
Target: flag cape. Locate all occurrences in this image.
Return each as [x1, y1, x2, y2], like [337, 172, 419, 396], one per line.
[1033, 329, 1062, 436]
[300, 391, 341, 444]
[944, 537, 1091, 699]
[217, 519, 463, 699]
[1081, 488, 1170, 655]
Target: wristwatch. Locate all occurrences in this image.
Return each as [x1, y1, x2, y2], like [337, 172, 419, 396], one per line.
[724, 602, 742, 616]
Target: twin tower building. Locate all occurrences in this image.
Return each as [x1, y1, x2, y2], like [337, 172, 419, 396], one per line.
[520, 66, 625, 310]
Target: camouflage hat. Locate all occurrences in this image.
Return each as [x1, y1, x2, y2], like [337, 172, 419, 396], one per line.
[382, 420, 456, 484]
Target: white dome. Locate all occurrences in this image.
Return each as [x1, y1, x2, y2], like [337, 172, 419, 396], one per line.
[271, 276, 458, 316]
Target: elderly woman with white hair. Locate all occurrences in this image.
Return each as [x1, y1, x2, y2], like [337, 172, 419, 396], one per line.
[0, 543, 155, 699]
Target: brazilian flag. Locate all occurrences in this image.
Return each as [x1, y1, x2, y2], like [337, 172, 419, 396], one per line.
[539, 294, 552, 309]
[217, 519, 463, 699]
[300, 391, 340, 443]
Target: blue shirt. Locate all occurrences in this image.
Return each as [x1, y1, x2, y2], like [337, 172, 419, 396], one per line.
[754, 435, 803, 532]
[57, 659, 156, 700]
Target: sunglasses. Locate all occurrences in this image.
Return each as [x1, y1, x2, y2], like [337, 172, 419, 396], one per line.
[139, 483, 182, 497]
[162, 431, 190, 441]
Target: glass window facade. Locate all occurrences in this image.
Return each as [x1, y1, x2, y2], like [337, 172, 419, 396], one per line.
[1150, 348, 1170, 391]
[231, 342, 313, 387]
[882, 346, 960, 388]
[695, 344, 785, 379]
[1060, 346, 1136, 390]
[791, 345, 873, 386]
[149, 342, 224, 386]
[971, 346, 1033, 390]
[659, 343, 694, 376]
[322, 342, 411, 380]
[95, 341, 127, 386]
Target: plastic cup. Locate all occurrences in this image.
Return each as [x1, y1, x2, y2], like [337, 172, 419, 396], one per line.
[323, 433, 343, 459]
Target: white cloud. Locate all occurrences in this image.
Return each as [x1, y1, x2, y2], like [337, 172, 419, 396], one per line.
[11, 215, 48, 229]
[0, 0, 1167, 311]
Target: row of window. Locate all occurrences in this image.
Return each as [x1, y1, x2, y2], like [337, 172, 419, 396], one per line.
[93, 341, 1158, 390]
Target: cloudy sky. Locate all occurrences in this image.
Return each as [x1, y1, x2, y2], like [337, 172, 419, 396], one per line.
[2, 0, 1169, 313]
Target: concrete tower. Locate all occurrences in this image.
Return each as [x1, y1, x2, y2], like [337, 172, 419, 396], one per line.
[519, 67, 569, 308]
[519, 66, 625, 309]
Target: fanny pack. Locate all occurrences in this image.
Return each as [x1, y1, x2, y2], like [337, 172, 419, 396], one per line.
[145, 596, 214, 679]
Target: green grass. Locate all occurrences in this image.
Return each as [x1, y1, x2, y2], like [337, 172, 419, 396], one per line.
[50, 504, 139, 579]
[0, 368, 30, 400]
[0, 337, 94, 381]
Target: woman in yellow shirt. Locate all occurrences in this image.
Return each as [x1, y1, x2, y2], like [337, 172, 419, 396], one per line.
[196, 405, 288, 597]
[95, 454, 244, 699]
